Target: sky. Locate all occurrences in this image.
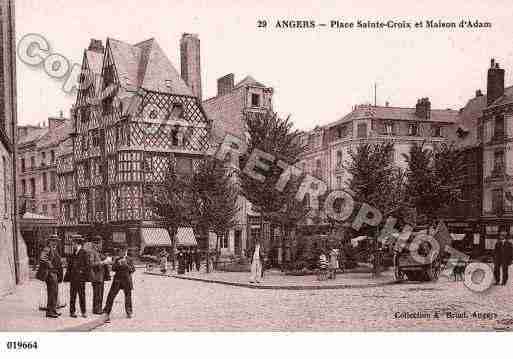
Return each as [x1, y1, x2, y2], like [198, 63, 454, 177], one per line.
[16, 0, 513, 131]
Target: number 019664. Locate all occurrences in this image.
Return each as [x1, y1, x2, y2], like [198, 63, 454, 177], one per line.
[6, 341, 38, 350]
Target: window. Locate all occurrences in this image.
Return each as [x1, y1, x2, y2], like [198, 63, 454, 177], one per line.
[2, 157, 7, 215]
[30, 156, 35, 169]
[384, 122, 394, 136]
[42, 204, 48, 215]
[84, 162, 90, 184]
[21, 179, 26, 195]
[50, 171, 56, 191]
[220, 234, 229, 249]
[388, 148, 395, 163]
[51, 204, 57, 217]
[493, 150, 504, 175]
[41, 152, 46, 167]
[92, 130, 100, 147]
[251, 93, 260, 107]
[357, 123, 367, 138]
[408, 123, 419, 136]
[494, 115, 504, 140]
[42, 172, 48, 192]
[432, 125, 442, 137]
[30, 178, 35, 197]
[314, 159, 323, 179]
[171, 103, 184, 119]
[336, 175, 343, 189]
[50, 150, 55, 164]
[20, 158, 25, 172]
[82, 136, 89, 152]
[492, 188, 504, 214]
[336, 150, 343, 167]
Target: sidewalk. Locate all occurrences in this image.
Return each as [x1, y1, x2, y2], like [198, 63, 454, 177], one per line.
[146, 268, 396, 289]
[0, 279, 107, 332]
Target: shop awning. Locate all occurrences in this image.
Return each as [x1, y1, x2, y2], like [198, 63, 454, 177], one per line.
[450, 233, 466, 241]
[175, 227, 197, 247]
[140, 228, 173, 250]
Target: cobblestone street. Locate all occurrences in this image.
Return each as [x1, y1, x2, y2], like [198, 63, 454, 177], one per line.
[96, 269, 513, 331]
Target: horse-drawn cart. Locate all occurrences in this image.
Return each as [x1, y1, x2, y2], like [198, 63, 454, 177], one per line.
[393, 222, 450, 282]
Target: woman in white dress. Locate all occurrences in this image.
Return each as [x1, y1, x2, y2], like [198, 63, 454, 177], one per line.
[250, 242, 263, 283]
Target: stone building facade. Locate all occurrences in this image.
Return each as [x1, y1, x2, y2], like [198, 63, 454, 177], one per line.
[0, 0, 28, 296]
[203, 73, 274, 256]
[298, 99, 459, 204]
[17, 115, 71, 218]
[479, 59, 513, 250]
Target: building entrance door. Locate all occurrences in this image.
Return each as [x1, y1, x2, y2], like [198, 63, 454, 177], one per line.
[234, 230, 242, 256]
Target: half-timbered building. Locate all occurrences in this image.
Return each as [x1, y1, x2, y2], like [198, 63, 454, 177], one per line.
[57, 37, 211, 255]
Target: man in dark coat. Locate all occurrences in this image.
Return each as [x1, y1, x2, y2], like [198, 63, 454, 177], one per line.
[494, 228, 513, 285]
[38, 235, 63, 318]
[177, 249, 185, 274]
[103, 245, 135, 322]
[89, 236, 110, 314]
[194, 249, 201, 271]
[64, 235, 90, 318]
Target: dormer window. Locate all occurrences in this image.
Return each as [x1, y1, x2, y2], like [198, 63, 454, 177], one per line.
[251, 93, 260, 107]
[171, 103, 184, 119]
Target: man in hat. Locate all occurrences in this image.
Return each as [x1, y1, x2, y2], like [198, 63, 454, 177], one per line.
[64, 235, 90, 318]
[38, 235, 63, 318]
[89, 235, 111, 315]
[494, 227, 513, 285]
[103, 245, 135, 322]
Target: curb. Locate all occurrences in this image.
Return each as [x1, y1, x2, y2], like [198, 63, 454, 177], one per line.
[144, 271, 397, 290]
[55, 315, 107, 332]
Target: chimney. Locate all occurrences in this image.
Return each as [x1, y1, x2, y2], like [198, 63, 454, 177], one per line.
[48, 115, 66, 131]
[180, 33, 202, 100]
[415, 97, 431, 119]
[217, 73, 234, 96]
[487, 58, 505, 106]
[88, 39, 104, 53]
[475, 89, 483, 97]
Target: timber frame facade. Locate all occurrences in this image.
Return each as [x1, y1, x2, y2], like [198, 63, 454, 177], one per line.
[57, 37, 211, 254]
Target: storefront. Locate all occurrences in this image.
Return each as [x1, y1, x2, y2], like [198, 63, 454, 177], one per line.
[19, 212, 58, 266]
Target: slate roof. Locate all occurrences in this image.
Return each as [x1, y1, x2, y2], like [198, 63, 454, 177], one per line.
[38, 120, 72, 148]
[18, 127, 47, 145]
[234, 75, 266, 89]
[85, 49, 104, 95]
[487, 85, 513, 108]
[107, 37, 192, 96]
[327, 105, 459, 129]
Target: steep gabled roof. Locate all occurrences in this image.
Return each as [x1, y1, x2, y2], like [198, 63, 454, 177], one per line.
[85, 49, 104, 95]
[105, 37, 192, 96]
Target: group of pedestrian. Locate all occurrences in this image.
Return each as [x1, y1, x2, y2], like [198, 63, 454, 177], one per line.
[176, 247, 201, 274]
[37, 234, 135, 323]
